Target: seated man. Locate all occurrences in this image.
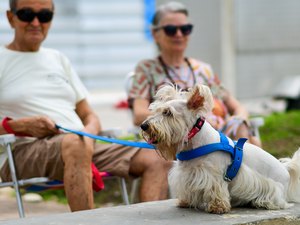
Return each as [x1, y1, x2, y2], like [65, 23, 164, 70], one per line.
[0, 0, 171, 211]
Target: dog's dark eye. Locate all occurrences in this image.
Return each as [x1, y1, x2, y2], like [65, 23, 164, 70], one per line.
[162, 109, 172, 117]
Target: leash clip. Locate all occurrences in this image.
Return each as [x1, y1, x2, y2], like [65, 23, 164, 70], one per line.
[223, 174, 232, 182]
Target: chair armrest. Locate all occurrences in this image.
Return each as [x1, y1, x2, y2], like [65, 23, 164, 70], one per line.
[249, 117, 264, 139]
[0, 134, 16, 145]
[249, 117, 264, 128]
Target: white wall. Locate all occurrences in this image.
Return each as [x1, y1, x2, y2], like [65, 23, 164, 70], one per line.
[2, 0, 300, 99]
[0, 0, 156, 91]
[235, 0, 300, 98]
[157, 0, 300, 100]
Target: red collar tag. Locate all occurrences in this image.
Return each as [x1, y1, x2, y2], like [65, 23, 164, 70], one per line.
[188, 117, 205, 140]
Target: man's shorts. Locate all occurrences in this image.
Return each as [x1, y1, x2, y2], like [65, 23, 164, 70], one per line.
[0, 134, 140, 182]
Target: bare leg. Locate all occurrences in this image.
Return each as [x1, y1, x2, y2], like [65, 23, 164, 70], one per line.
[61, 134, 94, 211]
[235, 123, 262, 147]
[129, 149, 172, 201]
[249, 136, 262, 147]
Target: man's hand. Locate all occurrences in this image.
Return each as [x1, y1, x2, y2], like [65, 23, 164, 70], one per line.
[13, 116, 60, 138]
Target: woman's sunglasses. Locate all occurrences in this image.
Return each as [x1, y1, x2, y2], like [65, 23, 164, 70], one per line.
[12, 8, 54, 23]
[154, 24, 193, 37]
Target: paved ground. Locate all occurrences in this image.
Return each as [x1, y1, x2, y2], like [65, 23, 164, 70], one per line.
[1, 200, 300, 225]
[0, 188, 70, 221]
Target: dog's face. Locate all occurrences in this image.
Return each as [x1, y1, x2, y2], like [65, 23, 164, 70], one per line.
[141, 84, 214, 160]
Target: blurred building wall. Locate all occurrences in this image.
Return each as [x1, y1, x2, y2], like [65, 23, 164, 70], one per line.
[157, 0, 300, 99]
[0, 0, 156, 91]
[1, 0, 300, 100]
[235, 0, 300, 99]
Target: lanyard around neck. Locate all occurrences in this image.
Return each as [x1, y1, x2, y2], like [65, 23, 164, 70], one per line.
[158, 56, 196, 90]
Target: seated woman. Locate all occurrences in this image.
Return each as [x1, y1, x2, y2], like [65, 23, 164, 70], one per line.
[128, 1, 261, 146]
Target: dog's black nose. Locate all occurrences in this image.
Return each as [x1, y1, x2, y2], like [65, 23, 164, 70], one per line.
[140, 122, 149, 131]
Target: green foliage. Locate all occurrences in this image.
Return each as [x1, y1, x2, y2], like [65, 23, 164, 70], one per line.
[260, 110, 300, 158]
[38, 189, 68, 204]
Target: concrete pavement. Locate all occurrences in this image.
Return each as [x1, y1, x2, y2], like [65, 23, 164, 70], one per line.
[1, 200, 300, 225]
[0, 187, 69, 221]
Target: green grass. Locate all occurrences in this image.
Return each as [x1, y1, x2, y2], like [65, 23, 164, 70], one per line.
[259, 110, 300, 158]
[37, 189, 68, 205]
[38, 110, 300, 205]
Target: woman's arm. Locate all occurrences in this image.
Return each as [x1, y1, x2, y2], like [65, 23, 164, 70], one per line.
[223, 91, 249, 120]
[132, 98, 152, 126]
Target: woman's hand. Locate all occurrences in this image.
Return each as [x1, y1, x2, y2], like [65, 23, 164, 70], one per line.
[206, 114, 225, 131]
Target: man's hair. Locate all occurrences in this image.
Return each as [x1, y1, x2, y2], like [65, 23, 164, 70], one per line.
[9, 0, 55, 11]
[9, 0, 17, 10]
[152, 1, 188, 26]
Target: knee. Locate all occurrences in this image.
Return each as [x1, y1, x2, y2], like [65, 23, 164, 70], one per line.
[144, 153, 173, 172]
[236, 124, 262, 147]
[236, 123, 250, 138]
[61, 134, 93, 163]
[249, 136, 262, 147]
[130, 150, 173, 176]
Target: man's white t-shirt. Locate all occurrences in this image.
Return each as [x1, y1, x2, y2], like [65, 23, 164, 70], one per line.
[0, 46, 92, 169]
[0, 46, 88, 131]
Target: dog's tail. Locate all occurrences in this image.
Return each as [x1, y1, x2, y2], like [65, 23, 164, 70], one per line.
[281, 148, 300, 202]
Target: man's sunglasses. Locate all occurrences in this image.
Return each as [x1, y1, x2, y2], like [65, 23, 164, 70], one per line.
[154, 24, 193, 37]
[12, 8, 53, 23]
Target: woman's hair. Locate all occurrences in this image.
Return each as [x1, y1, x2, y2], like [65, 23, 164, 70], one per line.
[152, 1, 189, 26]
[9, 0, 55, 11]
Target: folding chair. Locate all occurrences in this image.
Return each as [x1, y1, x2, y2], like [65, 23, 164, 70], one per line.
[0, 134, 129, 218]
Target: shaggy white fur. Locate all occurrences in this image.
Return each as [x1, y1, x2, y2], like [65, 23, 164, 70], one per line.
[141, 84, 300, 214]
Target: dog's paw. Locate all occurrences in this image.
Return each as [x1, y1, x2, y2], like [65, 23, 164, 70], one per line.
[177, 199, 190, 208]
[206, 201, 231, 214]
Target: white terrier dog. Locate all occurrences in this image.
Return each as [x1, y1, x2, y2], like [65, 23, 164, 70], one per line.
[140, 84, 300, 214]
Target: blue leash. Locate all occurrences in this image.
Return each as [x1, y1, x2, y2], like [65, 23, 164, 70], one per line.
[55, 124, 155, 149]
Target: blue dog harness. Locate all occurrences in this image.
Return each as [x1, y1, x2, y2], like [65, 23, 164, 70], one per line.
[176, 132, 247, 182]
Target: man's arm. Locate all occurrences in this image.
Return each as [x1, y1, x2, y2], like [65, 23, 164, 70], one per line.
[0, 116, 59, 137]
[75, 99, 101, 135]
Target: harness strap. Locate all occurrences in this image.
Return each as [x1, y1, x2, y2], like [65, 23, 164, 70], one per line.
[176, 132, 247, 182]
[224, 137, 247, 181]
[176, 132, 233, 160]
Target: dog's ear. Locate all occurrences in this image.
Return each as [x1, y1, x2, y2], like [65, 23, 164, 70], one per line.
[187, 85, 214, 114]
[187, 85, 205, 110]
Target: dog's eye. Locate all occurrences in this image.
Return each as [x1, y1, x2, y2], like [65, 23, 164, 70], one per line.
[162, 109, 172, 117]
